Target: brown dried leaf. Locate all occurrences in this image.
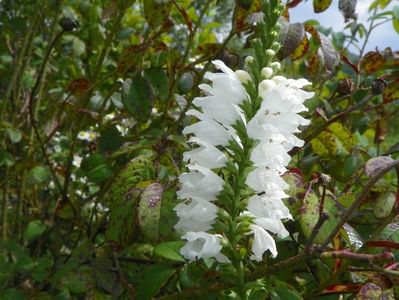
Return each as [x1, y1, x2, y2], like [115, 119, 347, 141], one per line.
[278, 19, 305, 59]
[365, 156, 395, 177]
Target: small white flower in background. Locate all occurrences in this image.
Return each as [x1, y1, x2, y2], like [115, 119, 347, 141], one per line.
[77, 130, 97, 141]
[72, 155, 83, 168]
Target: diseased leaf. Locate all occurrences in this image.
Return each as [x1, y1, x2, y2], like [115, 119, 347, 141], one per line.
[305, 24, 340, 71]
[143, 0, 172, 28]
[383, 79, 399, 103]
[143, 67, 169, 101]
[290, 34, 309, 60]
[365, 156, 395, 176]
[339, 0, 357, 21]
[300, 192, 341, 244]
[313, 0, 333, 13]
[355, 283, 394, 299]
[234, 0, 261, 31]
[138, 182, 163, 242]
[278, 19, 305, 59]
[360, 51, 386, 74]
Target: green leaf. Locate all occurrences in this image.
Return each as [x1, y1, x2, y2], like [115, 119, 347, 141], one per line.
[393, 19, 399, 34]
[153, 241, 185, 262]
[374, 192, 396, 218]
[0, 289, 27, 300]
[6, 128, 22, 143]
[98, 125, 123, 153]
[143, 67, 169, 101]
[313, 0, 333, 13]
[122, 76, 153, 122]
[28, 166, 51, 184]
[0, 148, 14, 167]
[87, 164, 113, 183]
[23, 220, 46, 242]
[136, 262, 176, 300]
[81, 153, 106, 172]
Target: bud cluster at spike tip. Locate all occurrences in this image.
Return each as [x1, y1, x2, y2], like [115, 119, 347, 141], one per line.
[174, 59, 314, 262]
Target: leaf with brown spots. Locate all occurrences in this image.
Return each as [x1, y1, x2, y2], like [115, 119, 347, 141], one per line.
[383, 79, 399, 103]
[234, 0, 261, 31]
[313, 0, 333, 13]
[307, 50, 324, 78]
[290, 34, 309, 61]
[144, 0, 172, 28]
[304, 24, 340, 71]
[360, 51, 386, 74]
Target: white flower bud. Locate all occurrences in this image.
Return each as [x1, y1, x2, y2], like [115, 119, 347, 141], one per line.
[235, 70, 252, 83]
[272, 75, 287, 85]
[266, 49, 275, 57]
[261, 67, 273, 79]
[270, 62, 281, 72]
[245, 56, 255, 65]
[258, 79, 276, 98]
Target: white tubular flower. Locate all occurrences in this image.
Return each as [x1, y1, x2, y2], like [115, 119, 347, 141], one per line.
[180, 232, 228, 262]
[176, 60, 250, 262]
[249, 224, 278, 261]
[183, 137, 228, 169]
[246, 76, 313, 260]
[183, 109, 233, 146]
[177, 164, 224, 202]
[174, 199, 218, 232]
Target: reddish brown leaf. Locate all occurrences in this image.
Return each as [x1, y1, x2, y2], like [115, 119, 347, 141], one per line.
[67, 79, 91, 95]
[322, 284, 362, 294]
[287, 0, 304, 8]
[340, 53, 359, 73]
[364, 240, 399, 249]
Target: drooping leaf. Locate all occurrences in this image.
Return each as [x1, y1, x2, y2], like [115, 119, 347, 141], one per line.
[278, 19, 305, 59]
[305, 24, 340, 71]
[313, 0, 333, 13]
[365, 156, 395, 176]
[339, 0, 357, 21]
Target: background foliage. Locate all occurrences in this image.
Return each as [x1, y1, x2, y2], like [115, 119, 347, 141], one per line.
[0, 0, 399, 299]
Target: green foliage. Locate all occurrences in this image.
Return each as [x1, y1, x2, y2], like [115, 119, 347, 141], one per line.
[0, 0, 398, 298]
